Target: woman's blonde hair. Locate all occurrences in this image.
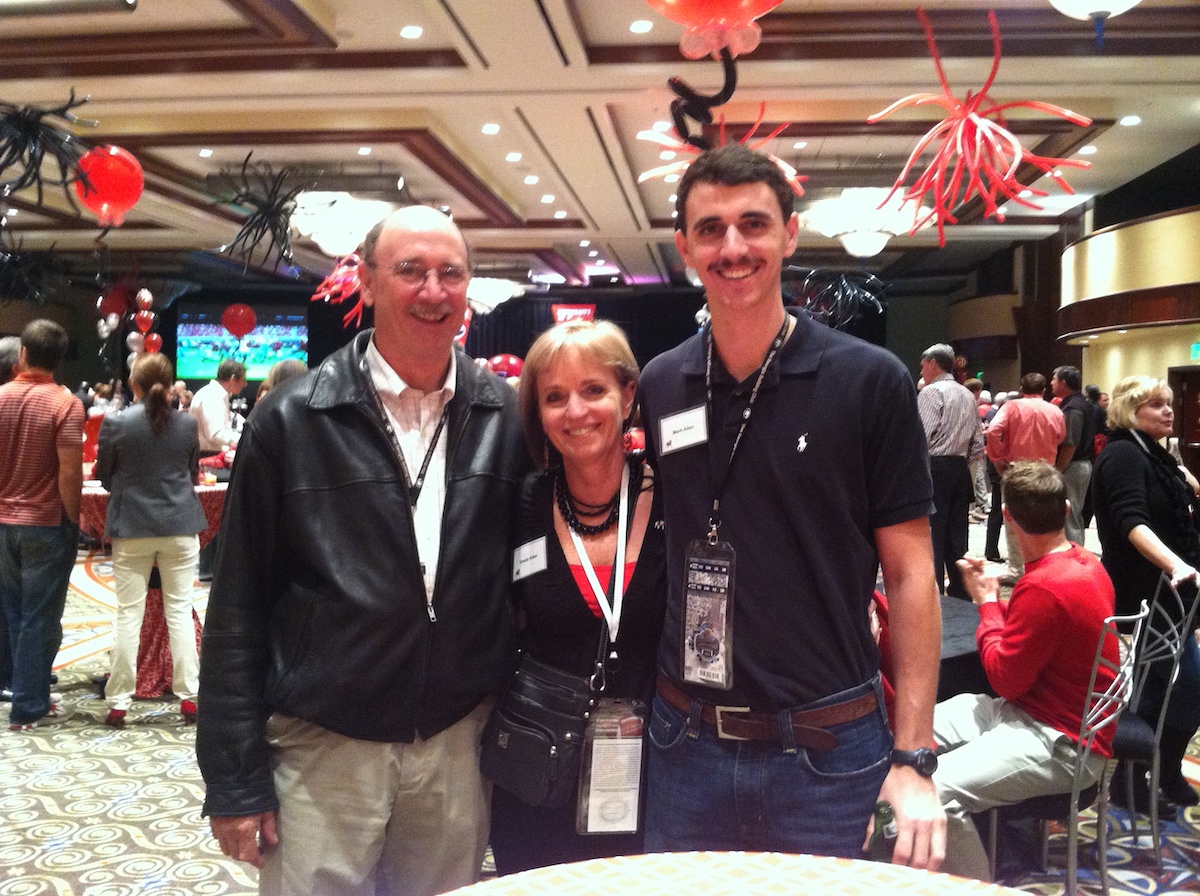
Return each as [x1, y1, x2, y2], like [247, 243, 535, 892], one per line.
[517, 319, 639, 468]
[1107, 375, 1171, 431]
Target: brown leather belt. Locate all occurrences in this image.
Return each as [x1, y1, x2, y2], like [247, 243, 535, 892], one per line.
[656, 675, 877, 750]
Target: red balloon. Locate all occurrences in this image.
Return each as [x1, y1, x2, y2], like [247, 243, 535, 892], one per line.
[74, 146, 144, 227]
[143, 332, 163, 353]
[488, 354, 523, 378]
[135, 288, 154, 312]
[222, 303, 257, 339]
[134, 309, 155, 334]
[643, 0, 781, 27]
[96, 288, 131, 320]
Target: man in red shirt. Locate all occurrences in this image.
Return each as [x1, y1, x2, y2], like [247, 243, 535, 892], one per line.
[0, 320, 83, 730]
[985, 373, 1065, 583]
[930, 460, 1118, 880]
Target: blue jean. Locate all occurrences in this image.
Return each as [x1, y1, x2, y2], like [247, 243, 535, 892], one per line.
[644, 676, 891, 857]
[0, 520, 78, 724]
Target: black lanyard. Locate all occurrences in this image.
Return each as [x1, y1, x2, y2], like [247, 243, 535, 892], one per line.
[364, 359, 451, 505]
[703, 315, 789, 543]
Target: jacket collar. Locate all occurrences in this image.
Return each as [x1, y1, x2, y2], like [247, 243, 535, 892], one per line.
[306, 329, 508, 412]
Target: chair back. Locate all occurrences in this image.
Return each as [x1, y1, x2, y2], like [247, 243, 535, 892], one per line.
[1128, 575, 1199, 739]
[1075, 601, 1150, 774]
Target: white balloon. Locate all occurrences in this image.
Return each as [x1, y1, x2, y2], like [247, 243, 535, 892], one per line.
[97, 321, 112, 339]
[125, 332, 145, 352]
[127, 351, 141, 370]
[106, 312, 121, 329]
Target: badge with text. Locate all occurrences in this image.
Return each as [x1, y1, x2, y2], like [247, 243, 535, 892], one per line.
[512, 536, 547, 582]
[575, 698, 646, 836]
[681, 539, 735, 690]
[658, 405, 707, 456]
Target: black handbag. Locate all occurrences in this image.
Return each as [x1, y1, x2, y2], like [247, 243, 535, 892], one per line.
[480, 652, 598, 808]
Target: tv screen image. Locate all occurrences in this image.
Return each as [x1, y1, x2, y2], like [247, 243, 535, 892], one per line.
[176, 306, 308, 381]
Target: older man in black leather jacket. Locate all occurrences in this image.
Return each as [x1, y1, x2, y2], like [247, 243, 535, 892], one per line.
[197, 206, 527, 896]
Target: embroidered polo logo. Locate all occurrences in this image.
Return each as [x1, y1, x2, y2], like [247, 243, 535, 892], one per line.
[797, 433, 809, 453]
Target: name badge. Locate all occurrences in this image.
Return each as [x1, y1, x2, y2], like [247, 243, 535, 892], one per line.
[659, 405, 707, 456]
[512, 536, 547, 582]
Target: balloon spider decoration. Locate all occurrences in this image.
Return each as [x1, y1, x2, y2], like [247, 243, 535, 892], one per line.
[310, 252, 366, 328]
[868, 9, 1092, 246]
[786, 267, 887, 332]
[215, 153, 312, 272]
[0, 89, 97, 207]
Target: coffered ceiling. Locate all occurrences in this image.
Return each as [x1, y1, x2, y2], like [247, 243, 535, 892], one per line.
[2, 0, 1199, 300]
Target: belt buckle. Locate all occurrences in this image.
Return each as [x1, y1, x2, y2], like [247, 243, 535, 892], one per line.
[714, 705, 752, 740]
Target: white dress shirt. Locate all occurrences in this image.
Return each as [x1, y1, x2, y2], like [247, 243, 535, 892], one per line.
[364, 339, 457, 605]
[190, 379, 240, 452]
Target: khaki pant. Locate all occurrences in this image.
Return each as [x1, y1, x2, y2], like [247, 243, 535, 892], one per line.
[261, 700, 493, 896]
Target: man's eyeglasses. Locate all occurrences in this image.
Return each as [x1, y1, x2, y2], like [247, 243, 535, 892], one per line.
[388, 260, 469, 288]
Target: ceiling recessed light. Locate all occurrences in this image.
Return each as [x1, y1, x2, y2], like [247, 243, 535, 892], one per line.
[1078, 145, 1098, 155]
[671, 210, 677, 218]
[1119, 115, 1142, 127]
[554, 210, 568, 219]
[589, 250, 599, 257]
[482, 123, 500, 135]
[506, 152, 522, 162]
[524, 175, 539, 185]
[1118, 329, 1128, 334]
[792, 141, 808, 150]
[399, 25, 423, 40]
[199, 148, 213, 158]
[664, 173, 681, 183]
[4, 208, 16, 217]
[357, 147, 372, 156]
[668, 194, 677, 203]
[541, 194, 555, 204]
[629, 19, 653, 34]
[579, 240, 590, 247]
[653, 120, 671, 133]
[659, 150, 676, 161]
[1018, 189, 1033, 198]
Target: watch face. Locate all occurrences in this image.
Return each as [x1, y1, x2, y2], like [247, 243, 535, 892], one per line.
[894, 748, 938, 776]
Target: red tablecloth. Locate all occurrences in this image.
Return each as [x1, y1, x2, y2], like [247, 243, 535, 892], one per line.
[80, 482, 226, 698]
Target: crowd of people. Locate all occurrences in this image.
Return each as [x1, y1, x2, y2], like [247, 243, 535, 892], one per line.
[1, 142, 1196, 895]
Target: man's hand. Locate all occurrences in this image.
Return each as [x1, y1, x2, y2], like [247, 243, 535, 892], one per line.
[868, 765, 946, 870]
[210, 812, 279, 869]
[956, 556, 1000, 607]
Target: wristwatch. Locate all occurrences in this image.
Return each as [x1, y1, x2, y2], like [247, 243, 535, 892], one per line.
[890, 747, 938, 777]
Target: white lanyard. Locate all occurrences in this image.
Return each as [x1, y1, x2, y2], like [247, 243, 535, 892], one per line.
[568, 461, 631, 643]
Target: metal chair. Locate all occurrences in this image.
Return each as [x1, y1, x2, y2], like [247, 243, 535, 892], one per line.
[1106, 574, 1200, 877]
[984, 600, 1149, 896]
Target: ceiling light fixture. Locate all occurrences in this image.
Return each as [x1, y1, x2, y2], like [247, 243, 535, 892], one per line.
[801, 188, 932, 259]
[1119, 114, 1142, 126]
[1048, 0, 1141, 50]
[630, 20, 653, 34]
[399, 25, 423, 40]
[506, 152, 522, 162]
[292, 191, 395, 257]
[481, 123, 500, 135]
[0, 0, 136, 15]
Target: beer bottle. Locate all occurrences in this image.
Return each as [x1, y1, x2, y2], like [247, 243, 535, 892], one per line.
[865, 800, 897, 862]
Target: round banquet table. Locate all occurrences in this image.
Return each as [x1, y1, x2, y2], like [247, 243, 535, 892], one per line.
[79, 482, 226, 698]
[448, 852, 1027, 896]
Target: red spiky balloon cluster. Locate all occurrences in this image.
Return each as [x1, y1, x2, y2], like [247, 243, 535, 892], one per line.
[869, 9, 1092, 245]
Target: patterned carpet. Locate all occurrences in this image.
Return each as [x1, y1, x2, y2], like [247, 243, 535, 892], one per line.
[2, 550, 1198, 894]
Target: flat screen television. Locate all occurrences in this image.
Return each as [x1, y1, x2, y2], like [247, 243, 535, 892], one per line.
[176, 304, 308, 381]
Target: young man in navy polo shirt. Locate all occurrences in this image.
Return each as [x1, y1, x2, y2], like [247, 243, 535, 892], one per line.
[639, 143, 946, 868]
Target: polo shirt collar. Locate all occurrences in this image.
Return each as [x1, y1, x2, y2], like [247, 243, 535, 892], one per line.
[679, 308, 826, 384]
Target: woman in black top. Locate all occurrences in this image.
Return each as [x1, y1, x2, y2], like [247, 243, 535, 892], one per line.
[489, 320, 666, 873]
[1092, 375, 1200, 808]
